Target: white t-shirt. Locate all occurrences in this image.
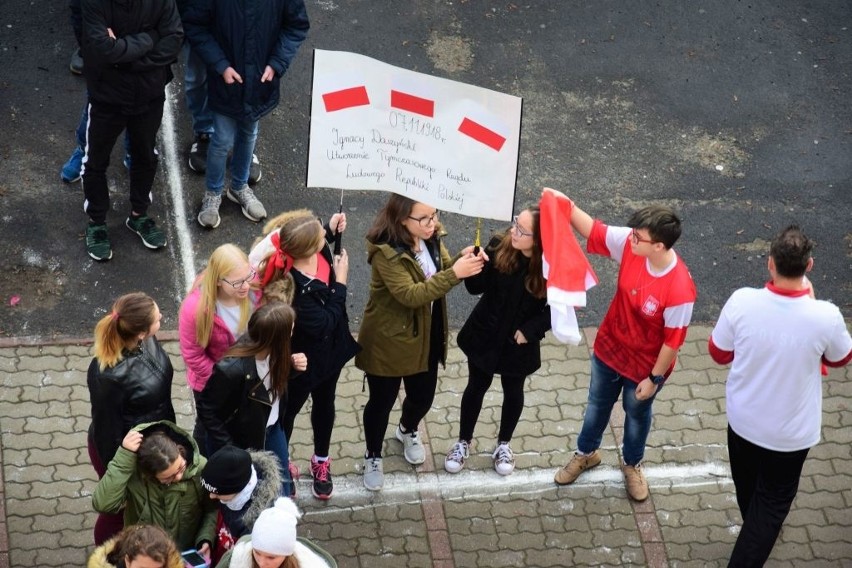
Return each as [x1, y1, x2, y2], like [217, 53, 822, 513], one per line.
[255, 356, 280, 428]
[711, 284, 852, 451]
[413, 238, 437, 279]
[215, 302, 242, 338]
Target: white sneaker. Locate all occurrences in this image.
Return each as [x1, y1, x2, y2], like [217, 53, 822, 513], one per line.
[492, 442, 515, 476]
[363, 457, 384, 491]
[444, 440, 470, 474]
[395, 425, 426, 465]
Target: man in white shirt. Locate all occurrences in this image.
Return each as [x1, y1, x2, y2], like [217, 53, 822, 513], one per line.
[709, 224, 852, 567]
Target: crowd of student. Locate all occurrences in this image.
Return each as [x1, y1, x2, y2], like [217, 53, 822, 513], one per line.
[82, 188, 851, 567]
[63, 0, 851, 566]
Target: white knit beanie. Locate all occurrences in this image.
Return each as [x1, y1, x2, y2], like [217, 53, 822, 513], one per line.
[251, 497, 302, 556]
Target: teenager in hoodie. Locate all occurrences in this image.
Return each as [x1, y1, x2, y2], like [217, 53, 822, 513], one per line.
[92, 421, 217, 556]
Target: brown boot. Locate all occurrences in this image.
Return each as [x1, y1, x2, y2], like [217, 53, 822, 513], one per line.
[622, 463, 649, 501]
[554, 450, 601, 485]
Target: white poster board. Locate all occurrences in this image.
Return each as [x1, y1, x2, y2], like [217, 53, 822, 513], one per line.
[307, 49, 522, 221]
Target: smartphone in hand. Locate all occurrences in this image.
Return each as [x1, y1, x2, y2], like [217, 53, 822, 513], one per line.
[181, 549, 208, 568]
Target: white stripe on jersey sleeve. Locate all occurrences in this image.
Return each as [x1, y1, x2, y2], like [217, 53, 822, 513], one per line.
[605, 226, 632, 263]
[664, 302, 694, 329]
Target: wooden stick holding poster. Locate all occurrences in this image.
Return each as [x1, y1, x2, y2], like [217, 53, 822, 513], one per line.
[307, 49, 522, 222]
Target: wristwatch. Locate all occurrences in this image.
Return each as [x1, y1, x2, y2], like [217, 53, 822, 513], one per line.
[649, 373, 666, 385]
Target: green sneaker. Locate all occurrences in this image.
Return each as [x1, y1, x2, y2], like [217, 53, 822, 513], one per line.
[85, 222, 113, 261]
[126, 215, 166, 249]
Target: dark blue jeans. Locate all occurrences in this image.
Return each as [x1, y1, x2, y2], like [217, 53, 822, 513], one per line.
[265, 421, 293, 496]
[576, 354, 658, 466]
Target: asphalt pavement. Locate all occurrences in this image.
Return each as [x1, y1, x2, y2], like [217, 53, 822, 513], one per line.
[0, 1, 850, 339]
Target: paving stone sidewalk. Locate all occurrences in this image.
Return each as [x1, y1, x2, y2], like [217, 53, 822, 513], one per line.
[0, 326, 850, 567]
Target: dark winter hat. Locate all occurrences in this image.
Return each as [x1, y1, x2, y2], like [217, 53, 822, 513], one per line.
[201, 446, 252, 495]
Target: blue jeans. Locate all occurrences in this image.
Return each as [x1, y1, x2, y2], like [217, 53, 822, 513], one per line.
[182, 42, 213, 135]
[576, 354, 658, 466]
[265, 421, 293, 496]
[206, 112, 258, 193]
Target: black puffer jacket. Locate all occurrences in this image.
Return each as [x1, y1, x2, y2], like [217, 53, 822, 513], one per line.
[87, 336, 176, 466]
[456, 237, 551, 377]
[81, 0, 183, 113]
[197, 355, 285, 454]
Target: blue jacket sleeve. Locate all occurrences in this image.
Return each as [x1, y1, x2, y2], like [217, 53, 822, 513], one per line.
[182, 0, 231, 74]
[268, 0, 309, 76]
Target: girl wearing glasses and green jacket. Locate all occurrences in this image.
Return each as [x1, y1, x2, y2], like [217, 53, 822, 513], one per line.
[355, 194, 486, 491]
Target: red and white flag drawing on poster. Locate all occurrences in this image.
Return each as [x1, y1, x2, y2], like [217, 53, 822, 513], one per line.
[307, 49, 522, 221]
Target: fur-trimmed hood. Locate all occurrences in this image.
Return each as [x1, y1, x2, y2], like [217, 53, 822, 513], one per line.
[242, 449, 284, 529]
[87, 536, 184, 568]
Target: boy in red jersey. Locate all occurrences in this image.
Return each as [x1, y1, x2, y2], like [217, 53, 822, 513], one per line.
[548, 188, 697, 501]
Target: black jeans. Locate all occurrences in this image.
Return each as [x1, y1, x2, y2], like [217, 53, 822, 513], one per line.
[82, 98, 163, 224]
[458, 360, 526, 443]
[282, 370, 342, 458]
[727, 425, 809, 568]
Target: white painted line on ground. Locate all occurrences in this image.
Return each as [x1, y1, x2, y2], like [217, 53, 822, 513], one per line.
[161, 84, 196, 292]
[296, 462, 733, 514]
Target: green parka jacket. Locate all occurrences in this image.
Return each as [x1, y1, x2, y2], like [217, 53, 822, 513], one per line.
[355, 234, 461, 377]
[92, 420, 217, 551]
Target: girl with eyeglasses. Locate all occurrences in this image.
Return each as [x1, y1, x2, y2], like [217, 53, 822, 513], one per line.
[179, 244, 258, 455]
[356, 194, 486, 491]
[444, 206, 551, 476]
[93, 422, 217, 557]
[197, 303, 308, 497]
[248, 209, 360, 501]
[87, 292, 176, 545]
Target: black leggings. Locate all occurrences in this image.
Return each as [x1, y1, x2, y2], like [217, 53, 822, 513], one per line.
[282, 371, 341, 458]
[363, 300, 444, 457]
[363, 364, 439, 456]
[458, 360, 527, 443]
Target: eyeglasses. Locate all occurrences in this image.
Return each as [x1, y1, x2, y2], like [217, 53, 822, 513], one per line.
[512, 216, 533, 238]
[630, 229, 656, 245]
[407, 211, 439, 228]
[221, 269, 256, 289]
[156, 457, 186, 485]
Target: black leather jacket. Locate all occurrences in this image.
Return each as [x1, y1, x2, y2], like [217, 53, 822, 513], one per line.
[87, 336, 176, 466]
[197, 356, 286, 454]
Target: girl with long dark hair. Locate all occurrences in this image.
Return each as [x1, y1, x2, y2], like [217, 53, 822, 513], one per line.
[197, 302, 307, 495]
[444, 206, 551, 476]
